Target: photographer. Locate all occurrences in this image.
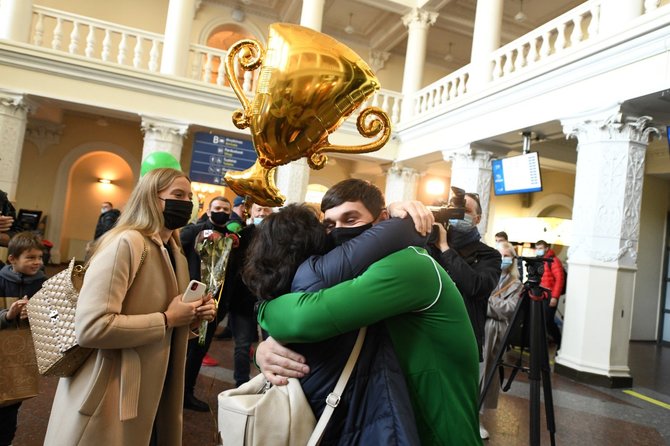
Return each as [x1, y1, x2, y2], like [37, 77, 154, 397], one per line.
[429, 191, 501, 440]
[535, 240, 564, 348]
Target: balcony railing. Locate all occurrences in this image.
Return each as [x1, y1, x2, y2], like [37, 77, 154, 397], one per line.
[17, 1, 668, 130]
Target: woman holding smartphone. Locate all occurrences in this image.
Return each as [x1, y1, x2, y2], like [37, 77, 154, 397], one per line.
[44, 168, 216, 446]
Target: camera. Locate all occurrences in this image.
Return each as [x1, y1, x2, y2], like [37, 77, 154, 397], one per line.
[427, 186, 467, 225]
[518, 256, 546, 284]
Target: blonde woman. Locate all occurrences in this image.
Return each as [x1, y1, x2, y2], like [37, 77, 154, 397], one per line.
[44, 168, 216, 446]
[480, 241, 523, 435]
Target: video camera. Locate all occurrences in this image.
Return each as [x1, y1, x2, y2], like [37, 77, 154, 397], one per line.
[427, 186, 467, 225]
[518, 256, 553, 285]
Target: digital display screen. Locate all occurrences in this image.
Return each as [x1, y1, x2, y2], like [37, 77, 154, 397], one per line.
[492, 152, 542, 195]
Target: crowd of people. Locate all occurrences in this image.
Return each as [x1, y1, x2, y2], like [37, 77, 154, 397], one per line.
[0, 175, 567, 445]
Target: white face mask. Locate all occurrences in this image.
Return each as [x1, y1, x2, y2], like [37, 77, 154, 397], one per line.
[536, 248, 545, 257]
[101, 207, 110, 214]
[501, 256, 514, 269]
[252, 217, 264, 225]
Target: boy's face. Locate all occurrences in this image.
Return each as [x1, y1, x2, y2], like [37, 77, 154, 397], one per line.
[10, 248, 43, 275]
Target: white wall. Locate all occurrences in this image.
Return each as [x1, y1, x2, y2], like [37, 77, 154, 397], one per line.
[630, 175, 670, 340]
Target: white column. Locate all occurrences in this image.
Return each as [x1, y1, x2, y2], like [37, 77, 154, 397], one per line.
[442, 145, 494, 236]
[275, 0, 327, 205]
[160, 0, 197, 77]
[275, 158, 311, 205]
[300, 0, 325, 31]
[385, 163, 420, 204]
[0, 0, 33, 42]
[400, 8, 438, 122]
[0, 93, 32, 201]
[600, 0, 644, 34]
[140, 116, 189, 164]
[468, 0, 504, 89]
[556, 106, 658, 387]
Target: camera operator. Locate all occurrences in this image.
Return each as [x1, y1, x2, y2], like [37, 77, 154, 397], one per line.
[429, 192, 501, 439]
[535, 240, 564, 348]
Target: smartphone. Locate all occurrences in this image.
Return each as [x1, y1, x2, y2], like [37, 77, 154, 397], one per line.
[182, 280, 206, 303]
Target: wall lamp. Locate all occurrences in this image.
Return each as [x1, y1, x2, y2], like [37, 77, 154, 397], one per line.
[98, 178, 112, 184]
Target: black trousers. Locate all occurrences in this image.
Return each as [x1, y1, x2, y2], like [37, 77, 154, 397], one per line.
[0, 402, 21, 446]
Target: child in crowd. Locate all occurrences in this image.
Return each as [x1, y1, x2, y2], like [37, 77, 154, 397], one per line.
[0, 232, 47, 446]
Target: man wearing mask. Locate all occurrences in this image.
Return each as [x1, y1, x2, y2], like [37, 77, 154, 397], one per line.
[535, 240, 565, 348]
[94, 201, 121, 240]
[248, 202, 273, 225]
[429, 191, 501, 440]
[231, 196, 246, 224]
[180, 196, 233, 411]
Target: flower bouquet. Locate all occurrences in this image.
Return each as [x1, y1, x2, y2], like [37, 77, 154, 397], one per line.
[195, 221, 242, 345]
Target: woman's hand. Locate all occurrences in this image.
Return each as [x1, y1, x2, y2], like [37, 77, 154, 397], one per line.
[256, 337, 310, 386]
[195, 292, 216, 323]
[164, 295, 200, 328]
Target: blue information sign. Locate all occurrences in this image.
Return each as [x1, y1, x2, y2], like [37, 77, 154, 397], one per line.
[190, 132, 256, 185]
[492, 152, 543, 195]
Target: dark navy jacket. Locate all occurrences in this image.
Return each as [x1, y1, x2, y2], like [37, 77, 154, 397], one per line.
[0, 264, 47, 329]
[290, 217, 427, 446]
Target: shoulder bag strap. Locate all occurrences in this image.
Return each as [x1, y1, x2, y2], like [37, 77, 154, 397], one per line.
[306, 326, 367, 446]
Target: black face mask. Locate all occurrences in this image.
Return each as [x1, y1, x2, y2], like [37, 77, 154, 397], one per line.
[328, 223, 373, 247]
[210, 211, 230, 226]
[161, 198, 193, 230]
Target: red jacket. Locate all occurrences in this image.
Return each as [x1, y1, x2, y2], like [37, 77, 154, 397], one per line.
[540, 249, 565, 299]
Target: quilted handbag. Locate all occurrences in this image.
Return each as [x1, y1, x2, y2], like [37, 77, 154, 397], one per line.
[26, 258, 93, 376]
[27, 241, 147, 377]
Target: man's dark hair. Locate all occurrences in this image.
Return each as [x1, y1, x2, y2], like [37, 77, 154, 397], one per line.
[243, 204, 328, 300]
[495, 231, 508, 240]
[8, 231, 43, 258]
[102, 201, 113, 208]
[209, 196, 230, 208]
[536, 240, 548, 248]
[321, 179, 385, 217]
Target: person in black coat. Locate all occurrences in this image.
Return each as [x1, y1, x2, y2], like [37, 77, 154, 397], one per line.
[180, 196, 235, 411]
[93, 202, 121, 240]
[0, 189, 20, 251]
[428, 191, 501, 440]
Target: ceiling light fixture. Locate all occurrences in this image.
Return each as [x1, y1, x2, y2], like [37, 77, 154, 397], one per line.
[444, 42, 454, 62]
[515, 0, 527, 22]
[344, 13, 354, 35]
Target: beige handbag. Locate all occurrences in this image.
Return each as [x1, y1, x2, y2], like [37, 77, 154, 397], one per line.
[217, 327, 366, 446]
[27, 241, 147, 377]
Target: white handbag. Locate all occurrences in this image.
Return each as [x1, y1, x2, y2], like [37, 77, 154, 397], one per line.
[218, 327, 366, 446]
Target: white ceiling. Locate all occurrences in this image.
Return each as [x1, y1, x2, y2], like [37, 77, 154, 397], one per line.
[207, 0, 584, 67]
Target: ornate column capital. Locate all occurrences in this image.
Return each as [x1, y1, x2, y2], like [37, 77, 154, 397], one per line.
[140, 116, 189, 139]
[442, 146, 494, 170]
[0, 92, 35, 118]
[563, 112, 659, 146]
[25, 119, 64, 155]
[401, 8, 438, 29]
[368, 50, 390, 73]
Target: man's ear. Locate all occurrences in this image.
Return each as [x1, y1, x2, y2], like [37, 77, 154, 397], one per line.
[376, 209, 389, 223]
[7, 254, 16, 264]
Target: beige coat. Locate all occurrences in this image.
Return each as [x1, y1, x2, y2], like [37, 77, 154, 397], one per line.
[44, 230, 191, 446]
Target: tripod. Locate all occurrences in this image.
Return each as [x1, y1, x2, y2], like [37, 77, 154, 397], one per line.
[479, 276, 557, 446]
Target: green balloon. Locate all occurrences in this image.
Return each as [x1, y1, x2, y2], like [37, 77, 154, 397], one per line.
[140, 151, 182, 177]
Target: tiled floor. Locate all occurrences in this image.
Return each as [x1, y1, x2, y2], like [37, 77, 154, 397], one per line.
[11, 338, 669, 445]
[10, 266, 670, 445]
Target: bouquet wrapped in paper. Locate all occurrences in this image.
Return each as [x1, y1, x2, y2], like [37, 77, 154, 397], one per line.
[195, 221, 242, 345]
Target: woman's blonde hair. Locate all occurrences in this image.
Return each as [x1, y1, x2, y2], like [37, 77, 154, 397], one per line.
[499, 241, 520, 281]
[90, 168, 189, 257]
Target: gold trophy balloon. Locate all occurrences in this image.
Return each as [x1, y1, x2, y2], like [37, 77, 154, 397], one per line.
[224, 23, 391, 207]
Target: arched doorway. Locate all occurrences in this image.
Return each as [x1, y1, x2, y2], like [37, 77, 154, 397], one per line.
[204, 23, 260, 91]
